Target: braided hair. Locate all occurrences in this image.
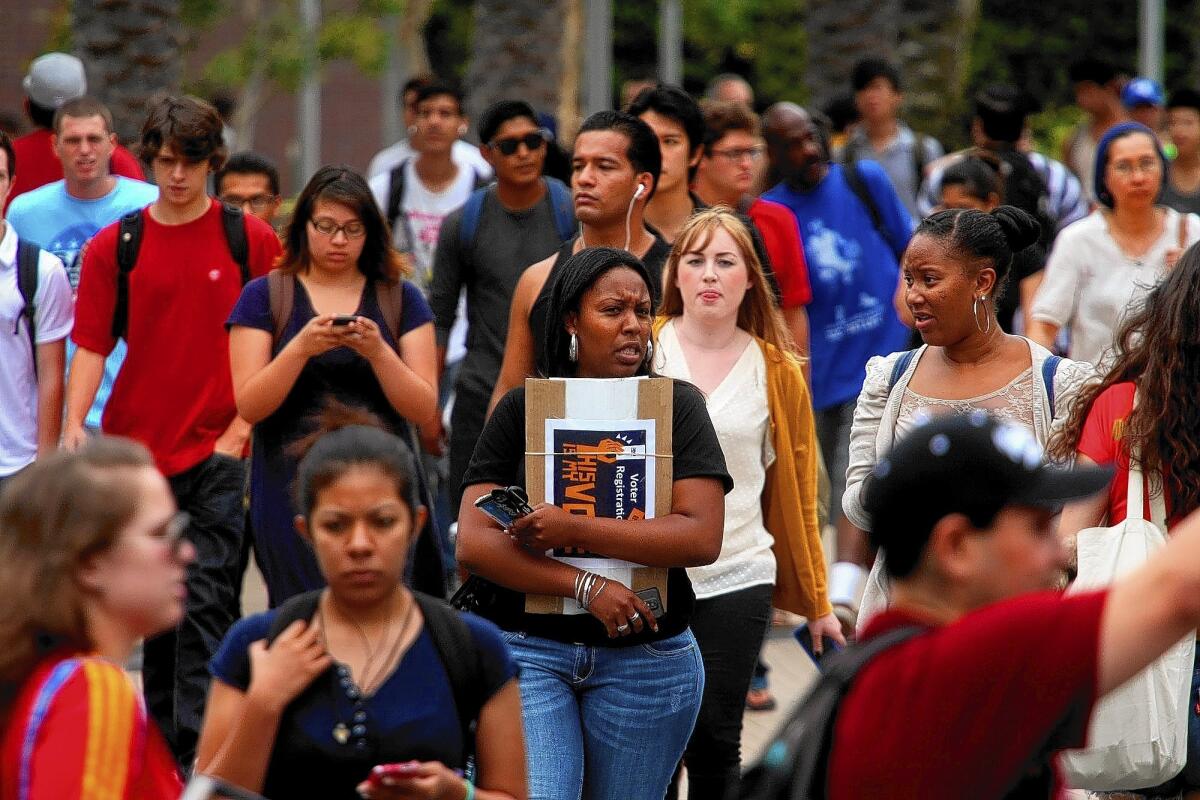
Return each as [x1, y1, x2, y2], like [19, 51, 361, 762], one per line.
[913, 206, 1040, 299]
[540, 247, 657, 378]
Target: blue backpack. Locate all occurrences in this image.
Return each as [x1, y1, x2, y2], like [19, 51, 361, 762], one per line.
[458, 176, 575, 248]
[888, 349, 1063, 418]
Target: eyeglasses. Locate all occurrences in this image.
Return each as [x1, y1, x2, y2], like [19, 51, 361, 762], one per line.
[310, 218, 367, 239]
[155, 511, 191, 556]
[220, 194, 278, 212]
[709, 145, 765, 163]
[1108, 158, 1161, 177]
[489, 130, 549, 156]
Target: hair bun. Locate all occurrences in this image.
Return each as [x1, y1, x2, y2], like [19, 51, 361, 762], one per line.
[990, 205, 1040, 252]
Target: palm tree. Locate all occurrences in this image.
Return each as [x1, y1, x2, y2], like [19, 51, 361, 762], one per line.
[73, 0, 185, 144]
[463, 0, 569, 131]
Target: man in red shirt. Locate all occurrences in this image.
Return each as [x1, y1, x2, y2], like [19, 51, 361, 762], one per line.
[693, 99, 813, 367]
[65, 95, 280, 766]
[825, 413, 1200, 799]
[6, 52, 143, 212]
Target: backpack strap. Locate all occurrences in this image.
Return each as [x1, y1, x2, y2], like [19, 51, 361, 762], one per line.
[265, 589, 323, 642]
[386, 160, 408, 233]
[16, 240, 40, 376]
[842, 162, 894, 253]
[912, 132, 932, 188]
[471, 169, 490, 192]
[266, 269, 295, 349]
[545, 177, 575, 242]
[221, 203, 251, 285]
[887, 349, 918, 393]
[742, 625, 925, 800]
[111, 210, 144, 339]
[376, 280, 403, 344]
[412, 592, 488, 774]
[458, 187, 491, 250]
[1042, 354, 1062, 421]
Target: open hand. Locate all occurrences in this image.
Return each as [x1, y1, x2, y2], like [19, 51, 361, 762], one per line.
[247, 619, 331, 714]
[807, 611, 848, 655]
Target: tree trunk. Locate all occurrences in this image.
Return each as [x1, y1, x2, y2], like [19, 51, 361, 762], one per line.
[73, 0, 184, 144]
[896, 0, 981, 147]
[464, 0, 567, 132]
[804, 0, 902, 111]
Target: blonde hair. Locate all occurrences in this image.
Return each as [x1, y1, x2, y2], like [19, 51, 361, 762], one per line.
[660, 206, 798, 358]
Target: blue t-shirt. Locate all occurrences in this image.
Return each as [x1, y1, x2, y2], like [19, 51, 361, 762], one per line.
[764, 163, 914, 409]
[226, 275, 434, 606]
[6, 177, 159, 428]
[210, 604, 517, 799]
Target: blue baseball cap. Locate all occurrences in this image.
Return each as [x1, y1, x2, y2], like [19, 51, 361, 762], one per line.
[1122, 78, 1165, 109]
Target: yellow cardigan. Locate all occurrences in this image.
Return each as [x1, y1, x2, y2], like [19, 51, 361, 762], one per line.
[654, 319, 831, 619]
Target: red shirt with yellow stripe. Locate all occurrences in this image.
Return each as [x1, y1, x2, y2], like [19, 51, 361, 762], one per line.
[1, 651, 181, 800]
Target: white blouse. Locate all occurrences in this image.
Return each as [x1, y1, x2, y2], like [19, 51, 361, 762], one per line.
[655, 321, 777, 598]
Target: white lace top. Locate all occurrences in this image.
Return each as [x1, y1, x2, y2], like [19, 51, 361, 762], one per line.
[895, 367, 1037, 439]
[655, 321, 777, 599]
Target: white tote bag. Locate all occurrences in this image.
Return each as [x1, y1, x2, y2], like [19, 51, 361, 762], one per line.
[1060, 450, 1195, 790]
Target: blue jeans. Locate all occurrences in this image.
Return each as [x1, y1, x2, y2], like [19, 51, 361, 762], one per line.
[505, 629, 705, 800]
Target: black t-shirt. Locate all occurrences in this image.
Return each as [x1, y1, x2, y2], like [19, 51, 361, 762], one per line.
[528, 234, 672, 374]
[461, 380, 733, 646]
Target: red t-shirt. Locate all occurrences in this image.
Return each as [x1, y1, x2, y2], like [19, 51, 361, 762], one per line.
[1, 652, 182, 800]
[747, 197, 812, 308]
[828, 590, 1107, 800]
[1076, 381, 1174, 525]
[6, 128, 145, 212]
[73, 200, 279, 475]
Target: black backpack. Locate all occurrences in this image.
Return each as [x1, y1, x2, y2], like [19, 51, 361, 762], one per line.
[111, 203, 250, 339]
[266, 589, 489, 774]
[739, 626, 924, 800]
[385, 159, 490, 252]
[841, 162, 903, 258]
[14, 239, 42, 377]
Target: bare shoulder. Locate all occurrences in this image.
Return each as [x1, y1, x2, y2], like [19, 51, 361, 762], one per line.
[514, 254, 555, 307]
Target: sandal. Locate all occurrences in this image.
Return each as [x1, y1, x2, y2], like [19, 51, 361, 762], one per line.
[745, 688, 777, 712]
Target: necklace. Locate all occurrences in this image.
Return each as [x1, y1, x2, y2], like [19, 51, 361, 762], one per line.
[322, 592, 419, 747]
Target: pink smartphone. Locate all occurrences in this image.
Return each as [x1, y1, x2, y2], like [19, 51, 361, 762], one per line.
[366, 761, 421, 790]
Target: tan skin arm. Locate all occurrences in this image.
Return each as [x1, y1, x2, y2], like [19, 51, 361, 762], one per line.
[35, 339, 65, 455]
[488, 260, 550, 416]
[782, 305, 812, 385]
[63, 346, 105, 450]
[1026, 320, 1059, 351]
[1018, 272, 1045, 333]
[1056, 454, 1109, 539]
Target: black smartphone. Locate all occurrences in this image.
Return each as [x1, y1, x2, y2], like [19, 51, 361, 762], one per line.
[331, 314, 358, 326]
[473, 486, 533, 528]
[794, 622, 842, 670]
[635, 587, 663, 619]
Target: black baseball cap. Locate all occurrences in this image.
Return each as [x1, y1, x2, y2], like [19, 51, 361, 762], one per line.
[864, 412, 1112, 577]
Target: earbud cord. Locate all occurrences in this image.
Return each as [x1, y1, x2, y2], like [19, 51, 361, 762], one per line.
[577, 190, 641, 253]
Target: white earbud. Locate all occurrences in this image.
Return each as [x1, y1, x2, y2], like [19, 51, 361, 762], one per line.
[633, 184, 646, 200]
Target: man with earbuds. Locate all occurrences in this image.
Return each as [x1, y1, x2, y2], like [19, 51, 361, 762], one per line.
[488, 110, 671, 408]
[369, 81, 487, 295]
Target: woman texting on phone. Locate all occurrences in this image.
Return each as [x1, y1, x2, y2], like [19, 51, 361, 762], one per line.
[653, 208, 841, 800]
[228, 166, 438, 606]
[0, 439, 190, 799]
[457, 247, 731, 800]
[196, 407, 524, 800]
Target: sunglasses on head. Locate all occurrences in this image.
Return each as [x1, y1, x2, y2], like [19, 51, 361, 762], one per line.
[490, 130, 549, 156]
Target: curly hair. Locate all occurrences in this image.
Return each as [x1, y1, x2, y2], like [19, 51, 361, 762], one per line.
[1047, 242, 1200, 514]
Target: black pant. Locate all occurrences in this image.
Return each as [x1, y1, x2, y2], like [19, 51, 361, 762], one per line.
[448, 389, 489, 521]
[669, 583, 774, 800]
[144, 452, 245, 767]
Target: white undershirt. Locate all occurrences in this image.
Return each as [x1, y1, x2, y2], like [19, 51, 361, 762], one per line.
[656, 320, 776, 598]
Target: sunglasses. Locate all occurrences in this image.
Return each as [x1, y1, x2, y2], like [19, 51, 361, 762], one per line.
[489, 130, 549, 156]
[156, 511, 191, 555]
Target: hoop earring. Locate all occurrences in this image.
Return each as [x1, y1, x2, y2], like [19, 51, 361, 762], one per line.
[644, 339, 654, 365]
[568, 332, 578, 362]
[972, 295, 992, 334]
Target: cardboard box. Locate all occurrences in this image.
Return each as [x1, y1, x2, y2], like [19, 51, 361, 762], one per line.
[524, 376, 673, 614]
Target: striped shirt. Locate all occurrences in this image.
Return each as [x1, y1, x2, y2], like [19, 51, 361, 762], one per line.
[917, 150, 1090, 231]
[2, 653, 182, 800]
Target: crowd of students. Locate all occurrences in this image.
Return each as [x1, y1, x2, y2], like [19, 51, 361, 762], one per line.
[3, 43, 1200, 800]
